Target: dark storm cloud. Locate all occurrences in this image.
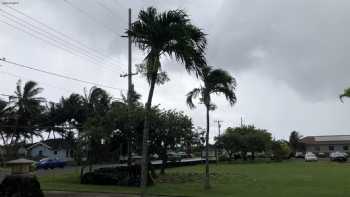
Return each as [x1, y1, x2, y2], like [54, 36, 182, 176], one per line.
[1, 0, 350, 140]
[208, 0, 350, 100]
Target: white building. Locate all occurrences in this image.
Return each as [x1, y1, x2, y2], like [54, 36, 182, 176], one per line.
[301, 135, 350, 154]
[27, 139, 74, 162]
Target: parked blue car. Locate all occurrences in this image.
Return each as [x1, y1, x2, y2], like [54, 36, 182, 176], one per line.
[36, 158, 66, 169]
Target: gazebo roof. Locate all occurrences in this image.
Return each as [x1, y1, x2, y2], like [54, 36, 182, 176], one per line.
[6, 158, 35, 165]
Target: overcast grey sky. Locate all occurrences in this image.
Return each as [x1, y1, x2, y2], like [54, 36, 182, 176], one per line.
[0, 0, 350, 141]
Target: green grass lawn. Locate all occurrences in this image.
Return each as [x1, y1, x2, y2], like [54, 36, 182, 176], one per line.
[39, 160, 350, 197]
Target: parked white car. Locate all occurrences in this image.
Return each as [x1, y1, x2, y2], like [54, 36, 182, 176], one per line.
[330, 152, 347, 162]
[305, 152, 318, 162]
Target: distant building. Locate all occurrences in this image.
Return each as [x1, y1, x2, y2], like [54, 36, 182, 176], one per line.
[26, 138, 74, 161]
[301, 135, 350, 153]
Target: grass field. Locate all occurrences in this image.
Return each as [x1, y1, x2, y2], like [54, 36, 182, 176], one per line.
[39, 160, 350, 197]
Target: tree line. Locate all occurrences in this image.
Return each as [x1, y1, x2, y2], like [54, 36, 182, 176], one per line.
[0, 80, 204, 172]
[217, 127, 308, 161]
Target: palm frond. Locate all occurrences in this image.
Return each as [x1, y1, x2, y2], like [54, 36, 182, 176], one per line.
[128, 6, 207, 83]
[186, 88, 201, 109]
[340, 88, 350, 102]
[23, 81, 43, 99]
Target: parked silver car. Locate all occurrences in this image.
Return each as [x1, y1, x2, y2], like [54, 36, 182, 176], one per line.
[330, 152, 347, 162]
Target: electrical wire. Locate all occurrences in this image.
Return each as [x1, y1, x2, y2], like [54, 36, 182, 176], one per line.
[0, 69, 76, 94]
[63, 0, 120, 35]
[4, 5, 126, 68]
[0, 18, 108, 68]
[0, 9, 108, 64]
[0, 57, 125, 91]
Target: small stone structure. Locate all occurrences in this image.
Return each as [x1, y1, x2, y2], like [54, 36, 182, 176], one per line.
[6, 158, 35, 174]
[0, 158, 44, 197]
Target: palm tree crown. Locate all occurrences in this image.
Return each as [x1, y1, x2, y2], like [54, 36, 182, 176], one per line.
[83, 86, 111, 115]
[186, 66, 237, 109]
[340, 88, 350, 102]
[9, 80, 45, 115]
[128, 7, 207, 81]
[8, 80, 45, 142]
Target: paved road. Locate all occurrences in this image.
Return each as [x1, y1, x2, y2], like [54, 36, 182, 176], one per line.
[0, 157, 205, 180]
[45, 191, 139, 197]
[35, 157, 204, 176]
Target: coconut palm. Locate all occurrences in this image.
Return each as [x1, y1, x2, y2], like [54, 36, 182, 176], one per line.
[83, 86, 111, 116]
[128, 7, 207, 192]
[186, 66, 237, 189]
[9, 80, 45, 143]
[340, 88, 350, 102]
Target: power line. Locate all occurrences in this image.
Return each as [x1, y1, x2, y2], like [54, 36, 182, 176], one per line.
[0, 69, 76, 94]
[0, 57, 125, 91]
[0, 12, 124, 72]
[0, 9, 106, 65]
[4, 5, 126, 68]
[63, 0, 121, 35]
[96, 0, 127, 21]
[0, 18, 108, 68]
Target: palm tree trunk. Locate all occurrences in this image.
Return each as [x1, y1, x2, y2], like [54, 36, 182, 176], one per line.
[204, 106, 211, 189]
[141, 77, 157, 197]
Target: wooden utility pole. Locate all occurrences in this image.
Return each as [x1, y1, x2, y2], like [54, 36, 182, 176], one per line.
[128, 8, 132, 100]
[214, 120, 223, 138]
[121, 8, 137, 165]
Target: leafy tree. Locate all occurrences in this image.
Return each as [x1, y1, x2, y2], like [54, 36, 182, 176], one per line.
[128, 6, 207, 191]
[61, 94, 86, 126]
[41, 102, 65, 139]
[245, 127, 272, 160]
[220, 126, 272, 161]
[186, 66, 237, 189]
[149, 109, 193, 174]
[271, 140, 291, 161]
[340, 88, 350, 102]
[191, 127, 206, 152]
[45, 87, 112, 165]
[83, 87, 111, 116]
[289, 131, 304, 154]
[81, 87, 112, 168]
[217, 129, 242, 160]
[0, 98, 9, 145]
[8, 80, 45, 143]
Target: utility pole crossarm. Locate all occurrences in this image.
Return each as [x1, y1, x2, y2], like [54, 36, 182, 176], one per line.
[120, 72, 138, 78]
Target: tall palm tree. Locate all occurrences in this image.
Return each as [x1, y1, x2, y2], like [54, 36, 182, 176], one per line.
[82, 87, 112, 169]
[128, 7, 207, 192]
[9, 80, 45, 143]
[340, 88, 350, 102]
[186, 66, 237, 189]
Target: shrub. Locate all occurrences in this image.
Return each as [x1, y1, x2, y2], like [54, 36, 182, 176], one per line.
[271, 140, 291, 161]
[81, 165, 154, 187]
[0, 174, 44, 197]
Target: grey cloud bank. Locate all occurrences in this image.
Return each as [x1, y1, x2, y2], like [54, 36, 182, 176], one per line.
[0, 0, 349, 141]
